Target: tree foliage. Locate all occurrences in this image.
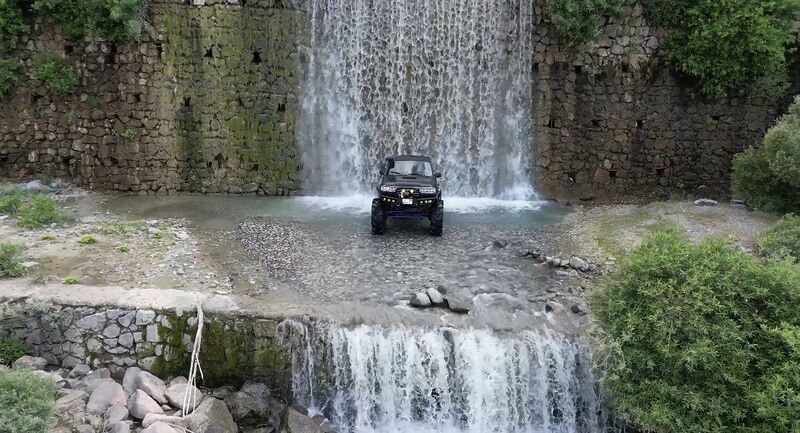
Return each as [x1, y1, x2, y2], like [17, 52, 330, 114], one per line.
[32, 0, 148, 42]
[592, 229, 800, 433]
[733, 95, 800, 213]
[644, 0, 800, 98]
[544, 0, 627, 47]
[0, 0, 27, 50]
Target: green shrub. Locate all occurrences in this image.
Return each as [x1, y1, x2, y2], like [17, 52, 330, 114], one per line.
[644, 0, 800, 98]
[0, 242, 25, 278]
[544, 0, 626, 46]
[0, 188, 22, 214]
[32, 0, 148, 42]
[0, 0, 27, 50]
[732, 95, 800, 213]
[17, 194, 62, 228]
[757, 215, 800, 261]
[78, 234, 96, 245]
[117, 243, 130, 253]
[63, 275, 79, 285]
[0, 337, 25, 365]
[592, 229, 800, 433]
[0, 57, 21, 97]
[31, 53, 77, 97]
[0, 370, 56, 433]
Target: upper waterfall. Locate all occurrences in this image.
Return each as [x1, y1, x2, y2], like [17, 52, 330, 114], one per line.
[299, 0, 537, 199]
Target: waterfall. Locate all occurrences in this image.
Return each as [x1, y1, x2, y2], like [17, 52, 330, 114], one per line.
[280, 321, 624, 433]
[299, 0, 536, 199]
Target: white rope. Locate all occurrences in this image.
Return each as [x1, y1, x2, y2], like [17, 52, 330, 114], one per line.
[182, 302, 205, 417]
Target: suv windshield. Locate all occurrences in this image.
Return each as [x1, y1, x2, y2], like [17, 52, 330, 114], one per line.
[386, 160, 433, 177]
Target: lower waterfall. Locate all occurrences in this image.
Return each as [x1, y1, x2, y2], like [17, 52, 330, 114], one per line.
[279, 321, 624, 433]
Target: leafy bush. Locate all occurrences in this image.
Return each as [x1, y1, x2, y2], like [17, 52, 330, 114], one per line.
[0, 242, 25, 278]
[757, 215, 800, 261]
[0, 0, 27, 49]
[644, 0, 800, 98]
[544, 0, 626, 46]
[78, 234, 96, 244]
[31, 53, 77, 97]
[63, 275, 79, 284]
[0, 188, 22, 214]
[0, 370, 56, 433]
[732, 95, 800, 213]
[17, 194, 62, 228]
[592, 229, 800, 433]
[0, 57, 21, 97]
[0, 337, 25, 365]
[32, 0, 148, 42]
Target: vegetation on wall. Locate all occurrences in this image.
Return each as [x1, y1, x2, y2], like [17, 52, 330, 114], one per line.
[592, 229, 800, 433]
[31, 0, 149, 42]
[31, 53, 77, 96]
[644, 0, 800, 98]
[0, 0, 27, 49]
[0, 57, 20, 97]
[0, 336, 25, 365]
[0, 371, 56, 433]
[732, 95, 800, 213]
[544, 0, 626, 47]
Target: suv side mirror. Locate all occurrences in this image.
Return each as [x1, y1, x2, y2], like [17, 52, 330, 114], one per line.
[434, 172, 442, 178]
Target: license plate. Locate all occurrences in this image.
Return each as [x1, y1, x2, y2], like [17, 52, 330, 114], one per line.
[402, 199, 413, 205]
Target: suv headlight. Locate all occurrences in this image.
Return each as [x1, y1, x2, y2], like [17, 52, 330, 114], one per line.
[380, 185, 397, 193]
[419, 187, 437, 194]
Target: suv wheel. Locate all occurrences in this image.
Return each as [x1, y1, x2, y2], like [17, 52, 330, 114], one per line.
[430, 201, 443, 237]
[371, 199, 386, 235]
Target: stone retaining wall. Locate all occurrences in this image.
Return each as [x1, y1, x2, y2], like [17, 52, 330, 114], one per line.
[0, 300, 292, 398]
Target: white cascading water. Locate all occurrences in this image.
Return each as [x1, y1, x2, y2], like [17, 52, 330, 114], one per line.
[299, 0, 536, 199]
[279, 321, 624, 433]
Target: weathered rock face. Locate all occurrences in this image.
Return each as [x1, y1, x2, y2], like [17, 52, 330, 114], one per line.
[0, 0, 305, 196]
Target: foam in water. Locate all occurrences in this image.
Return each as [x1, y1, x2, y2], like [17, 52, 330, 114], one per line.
[299, 0, 536, 200]
[297, 195, 546, 214]
[280, 321, 623, 433]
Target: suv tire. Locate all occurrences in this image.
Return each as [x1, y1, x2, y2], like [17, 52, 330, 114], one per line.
[430, 201, 443, 237]
[371, 199, 386, 235]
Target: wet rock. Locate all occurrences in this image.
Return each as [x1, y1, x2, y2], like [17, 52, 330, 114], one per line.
[165, 381, 203, 412]
[141, 422, 180, 433]
[492, 239, 509, 248]
[223, 382, 270, 421]
[12, 355, 48, 370]
[129, 389, 164, 419]
[87, 382, 127, 415]
[571, 304, 587, 316]
[135, 370, 168, 404]
[425, 287, 445, 305]
[555, 269, 578, 279]
[122, 367, 141, 395]
[445, 296, 472, 314]
[694, 198, 718, 207]
[142, 413, 189, 429]
[569, 256, 589, 272]
[283, 405, 334, 433]
[187, 398, 237, 433]
[410, 292, 432, 308]
[213, 385, 236, 400]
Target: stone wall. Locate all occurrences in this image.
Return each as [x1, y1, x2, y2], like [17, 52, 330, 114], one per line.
[0, 0, 791, 200]
[0, 0, 306, 195]
[530, 0, 786, 201]
[0, 300, 292, 397]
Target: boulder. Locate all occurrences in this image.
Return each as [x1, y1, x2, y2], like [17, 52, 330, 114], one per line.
[492, 239, 509, 248]
[141, 422, 180, 433]
[568, 256, 589, 272]
[555, 269, 578, 279]
[283, 405, 333, 433]
[122, 367, 141, 395]
[445, 296, 472, 314]
[105, 402, 129, 424]
[83, 368, 111, 382]
[69, 364, 92, 378]
[142, 414, 189, 429]
[425, 287, 445, 305]
[129, 389, 164, 419]
[409, 292, 431, 308]
[107, 422, 131, 433]
[87, 382, 127, 415]
[55, 389, 89, 411]
[694, 198, 718, 207]
[85, 378, 115, 394]
[165, 381, 203, 412]
[12, 355, 48, 371]
[187, 398, 237, 433]
[225, 382, 270, 421]
[135, 370, 168, 404]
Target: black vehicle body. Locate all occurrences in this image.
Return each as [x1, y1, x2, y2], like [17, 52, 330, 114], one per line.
[371, 155, 444, 236]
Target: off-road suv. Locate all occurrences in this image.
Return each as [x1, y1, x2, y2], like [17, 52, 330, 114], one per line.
[371, 155, 444, 236]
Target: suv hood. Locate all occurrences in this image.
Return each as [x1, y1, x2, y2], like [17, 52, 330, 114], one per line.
[381, 175, 437, 187]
